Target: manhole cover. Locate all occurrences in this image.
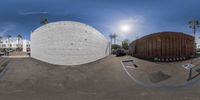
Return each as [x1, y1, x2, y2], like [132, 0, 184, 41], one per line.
[149, 71, 171, 83]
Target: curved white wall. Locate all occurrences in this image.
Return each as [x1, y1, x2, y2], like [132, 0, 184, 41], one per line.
[31, 21, 110, 65]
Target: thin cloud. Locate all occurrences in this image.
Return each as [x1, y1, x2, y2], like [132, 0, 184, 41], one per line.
[0, 28, 9, 36]
[0, 24, 16, 37]
[18, 11, 48, 15]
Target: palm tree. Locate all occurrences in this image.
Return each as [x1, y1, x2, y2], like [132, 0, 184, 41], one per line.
[17, 34, 22, 51]
[109, 34, 114, 45]
[0, 36, 2, 43]
[109, 33, 118, 44]
[7, 35, 11, 39]
[113, 33, 117, 44]
[40, 18, 49, 25]
[189, 20, 199, 37]
[0, 36, 3, 49]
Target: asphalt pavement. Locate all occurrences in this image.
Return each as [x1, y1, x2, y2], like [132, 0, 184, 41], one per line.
[0, 56, 199, 100]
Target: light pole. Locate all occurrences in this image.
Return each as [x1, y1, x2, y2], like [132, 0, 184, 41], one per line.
[188, 20, 199, 63]
[189, 20, 199, 37]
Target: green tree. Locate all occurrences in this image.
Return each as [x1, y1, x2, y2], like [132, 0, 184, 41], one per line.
[111, 44, 121, 50]
[122, 39, 129, 50]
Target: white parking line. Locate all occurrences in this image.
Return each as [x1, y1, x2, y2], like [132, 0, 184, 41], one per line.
[121, 60, 160, 88]
[2, 56, 30, 58]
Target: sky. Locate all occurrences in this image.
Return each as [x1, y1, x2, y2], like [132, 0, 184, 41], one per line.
[0, 0, 199, 43]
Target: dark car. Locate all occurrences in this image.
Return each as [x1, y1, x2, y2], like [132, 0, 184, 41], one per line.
[115, 49, 126, 56]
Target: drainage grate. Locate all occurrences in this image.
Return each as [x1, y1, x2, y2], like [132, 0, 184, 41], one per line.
[149, 71, 171, 83]
[134, 64, 138, 68]
[122, 60, 139, 68]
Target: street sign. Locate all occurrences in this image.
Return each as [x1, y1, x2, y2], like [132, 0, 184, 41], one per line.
[182, 64, 194, 70]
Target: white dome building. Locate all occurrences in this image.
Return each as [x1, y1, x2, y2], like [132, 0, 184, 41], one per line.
[31, 21, 110, 65]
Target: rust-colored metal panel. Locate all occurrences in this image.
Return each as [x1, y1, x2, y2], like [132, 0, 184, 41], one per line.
[129, 32, 195, 61]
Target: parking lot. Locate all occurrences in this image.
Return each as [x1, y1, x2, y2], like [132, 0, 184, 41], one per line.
[0, 56, 200, 100]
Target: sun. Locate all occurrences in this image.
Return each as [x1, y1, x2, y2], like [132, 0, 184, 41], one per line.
[120, 24, 132, 33]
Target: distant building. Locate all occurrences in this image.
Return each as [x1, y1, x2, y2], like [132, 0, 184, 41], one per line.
[0, 37, 30, 52]
[23, 40, 30, 52]
[196, 38, 200, 52]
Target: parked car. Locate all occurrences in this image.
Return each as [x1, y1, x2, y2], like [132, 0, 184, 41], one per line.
[115, 49, 126, 56]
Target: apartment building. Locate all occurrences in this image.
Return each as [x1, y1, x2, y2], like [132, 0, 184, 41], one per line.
[0, 37, 30, 52]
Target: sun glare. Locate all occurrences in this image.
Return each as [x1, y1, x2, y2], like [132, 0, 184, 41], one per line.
[120, 24, 132, 33]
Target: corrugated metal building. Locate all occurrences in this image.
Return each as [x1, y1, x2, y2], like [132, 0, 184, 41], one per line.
[129, 32, 195, 61]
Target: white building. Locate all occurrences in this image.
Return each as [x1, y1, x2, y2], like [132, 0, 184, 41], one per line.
[197, 44, 200, 49]
[31, 21, 110, 65]
[23, 40, 30, 52]
[0, 37, 30, 52]
[196, 37, 200, 53]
